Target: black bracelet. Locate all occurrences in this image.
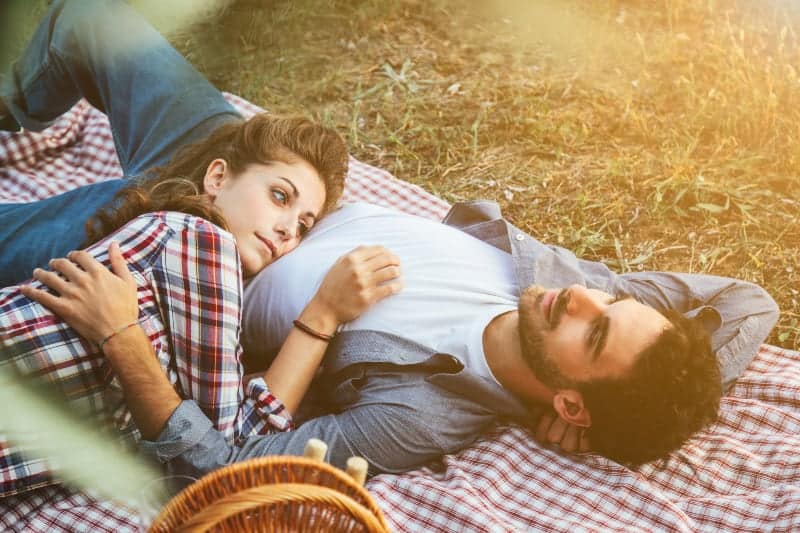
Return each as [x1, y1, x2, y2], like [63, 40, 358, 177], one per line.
[293, 319, 334, 342]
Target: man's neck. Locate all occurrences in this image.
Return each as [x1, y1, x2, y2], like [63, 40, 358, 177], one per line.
[483, 310, 554, 405]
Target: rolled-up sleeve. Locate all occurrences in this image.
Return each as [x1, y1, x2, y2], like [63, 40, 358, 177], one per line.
[619, 272, 779, 389]
[139, 398, 442, 480]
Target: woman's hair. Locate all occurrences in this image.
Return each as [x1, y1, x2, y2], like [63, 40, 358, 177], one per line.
[84, 114, 349, 245]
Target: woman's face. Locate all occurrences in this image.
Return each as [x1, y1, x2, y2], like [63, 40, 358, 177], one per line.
[205, 158, 327, 278]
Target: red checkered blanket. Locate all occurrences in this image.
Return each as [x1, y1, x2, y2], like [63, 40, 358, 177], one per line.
[2, 95, 798, 532]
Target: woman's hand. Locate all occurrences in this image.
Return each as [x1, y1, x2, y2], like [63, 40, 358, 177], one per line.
[20, 241, 138, 345]
[263, 245, 401, 414]
[306, 245, 403, 329]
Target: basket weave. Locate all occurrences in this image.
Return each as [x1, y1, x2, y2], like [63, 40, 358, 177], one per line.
[149, 456, 390, 532]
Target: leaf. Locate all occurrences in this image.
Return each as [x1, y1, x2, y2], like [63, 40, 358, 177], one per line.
[0, 366, 164, 504]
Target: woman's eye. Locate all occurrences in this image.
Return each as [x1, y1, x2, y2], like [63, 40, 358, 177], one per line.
[271, 189, 288, 204]
[297, 221, 311, 237]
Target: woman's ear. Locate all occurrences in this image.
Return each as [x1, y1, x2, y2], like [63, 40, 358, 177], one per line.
[202, 158, 229, 198]
[552, 389, 591, 428]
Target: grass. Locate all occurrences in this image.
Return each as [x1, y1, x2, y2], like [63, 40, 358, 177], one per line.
[4, 0, 799, 349]
[173, 0, 799, 349]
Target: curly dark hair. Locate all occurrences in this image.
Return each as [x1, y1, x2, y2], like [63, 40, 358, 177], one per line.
[580, 309, 722, 465]
[85, 114, 348, 245]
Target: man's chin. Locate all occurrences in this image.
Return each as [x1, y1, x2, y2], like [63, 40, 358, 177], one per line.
[519, 285, 547, 313]
[518, 286, 566, 388]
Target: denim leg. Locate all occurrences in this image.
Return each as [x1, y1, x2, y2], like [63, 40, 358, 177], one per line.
[0, 180, 127, 287]
[0, 0, 245, 286]
[0, 0, 242, 175]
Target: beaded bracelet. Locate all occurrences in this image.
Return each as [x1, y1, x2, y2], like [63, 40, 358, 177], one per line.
[292, 319, 334, 342]
[98, 320, 140, 352]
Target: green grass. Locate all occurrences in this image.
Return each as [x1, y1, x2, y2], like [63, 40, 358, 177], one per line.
[6, 0, 799, 349]
[171, 0, 799, 349]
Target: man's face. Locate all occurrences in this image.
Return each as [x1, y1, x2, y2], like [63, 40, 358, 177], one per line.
[518, 284, 671, 388]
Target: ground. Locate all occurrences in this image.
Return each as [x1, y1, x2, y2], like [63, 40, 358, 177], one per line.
[3, 0, 799, 348]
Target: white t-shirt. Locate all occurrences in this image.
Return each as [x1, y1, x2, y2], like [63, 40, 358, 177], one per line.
[242, 202, 519, 384]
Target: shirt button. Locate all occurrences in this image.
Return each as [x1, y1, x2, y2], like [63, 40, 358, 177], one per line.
[514, 234, 525, 241]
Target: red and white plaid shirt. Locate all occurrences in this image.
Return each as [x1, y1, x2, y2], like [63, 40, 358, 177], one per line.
[0, 211, 291, 498]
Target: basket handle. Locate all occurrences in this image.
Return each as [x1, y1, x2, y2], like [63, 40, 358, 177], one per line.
[304, 438, 370, 485]
[175, 483, 388, 533]
[303, 438, 328, 461]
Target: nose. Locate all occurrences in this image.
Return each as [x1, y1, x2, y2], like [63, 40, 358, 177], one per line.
[273, 213, 297, 242]
[565, 284, 605, 317]
[274, 222, 290, 241]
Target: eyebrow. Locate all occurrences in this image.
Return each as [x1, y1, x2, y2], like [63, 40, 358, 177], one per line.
[277, 176, 318, 223]
[589, 295, 633, 361]
[591, 315, 610, 361]
[277, 176, 299, 197]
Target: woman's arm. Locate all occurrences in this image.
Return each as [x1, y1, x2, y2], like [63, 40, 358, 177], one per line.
[23, 241, 401, 438]
[262, 245, 402, 414]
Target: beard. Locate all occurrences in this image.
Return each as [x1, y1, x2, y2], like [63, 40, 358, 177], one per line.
[517, 285, 577, 390]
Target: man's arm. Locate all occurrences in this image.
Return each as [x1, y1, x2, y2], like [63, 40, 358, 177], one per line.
[140, 398, 442, 479]
[618, 272, 779, 388]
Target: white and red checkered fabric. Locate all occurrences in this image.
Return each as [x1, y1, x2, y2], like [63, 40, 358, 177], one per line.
[2, 95, 798, 532]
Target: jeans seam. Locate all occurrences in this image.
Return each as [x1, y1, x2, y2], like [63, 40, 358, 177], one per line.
[52, 44, 131, 167]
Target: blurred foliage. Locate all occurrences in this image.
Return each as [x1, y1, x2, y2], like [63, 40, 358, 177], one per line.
[0, 364, 164, 504]
[169, 0, 798, 348]
[0, 0, 48, 73]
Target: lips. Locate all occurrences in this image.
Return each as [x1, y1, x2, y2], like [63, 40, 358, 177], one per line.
[256, 234, 277, 257]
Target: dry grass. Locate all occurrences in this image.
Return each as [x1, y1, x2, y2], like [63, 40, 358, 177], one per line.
[169, 0, 799, 349]
[7, 0, 797, 348]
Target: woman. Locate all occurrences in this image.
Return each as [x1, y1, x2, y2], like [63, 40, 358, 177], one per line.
[0, 0, 326, 287]
[0, 0, 401, 498]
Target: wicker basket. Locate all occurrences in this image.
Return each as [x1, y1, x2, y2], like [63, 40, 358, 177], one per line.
[149, 455, 390, 532]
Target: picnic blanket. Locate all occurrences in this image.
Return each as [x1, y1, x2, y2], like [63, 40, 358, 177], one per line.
[1, 95, 799, 532]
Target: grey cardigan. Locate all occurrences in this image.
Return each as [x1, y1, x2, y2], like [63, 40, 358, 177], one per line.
[140, 201, 779, 476]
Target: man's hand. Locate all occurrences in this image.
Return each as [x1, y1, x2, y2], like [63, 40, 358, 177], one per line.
[535, 410, 591, 454]
[21, 241, 138, 345]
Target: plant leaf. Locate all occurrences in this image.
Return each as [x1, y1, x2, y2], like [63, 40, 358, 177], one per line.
[0, 366, 164, 504]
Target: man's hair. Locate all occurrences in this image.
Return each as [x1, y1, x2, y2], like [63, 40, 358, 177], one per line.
[580, 309, 722, 465]
[85, 114, 348, 244]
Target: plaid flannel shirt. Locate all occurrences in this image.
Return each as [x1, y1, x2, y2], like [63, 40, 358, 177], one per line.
[0, 211, 292, 498]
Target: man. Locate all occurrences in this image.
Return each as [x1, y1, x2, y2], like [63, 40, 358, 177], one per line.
[4, 0, 778, 478]
[81, 200, 777, 475]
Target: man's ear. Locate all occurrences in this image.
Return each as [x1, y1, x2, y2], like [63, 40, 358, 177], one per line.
[202, 158, 229, 198]
[552, 389, 591, 428]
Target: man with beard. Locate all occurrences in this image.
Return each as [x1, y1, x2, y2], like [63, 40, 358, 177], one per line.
[34, 201, 779, 474]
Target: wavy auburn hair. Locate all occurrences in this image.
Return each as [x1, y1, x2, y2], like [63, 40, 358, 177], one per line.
[84, 114, 348, 245]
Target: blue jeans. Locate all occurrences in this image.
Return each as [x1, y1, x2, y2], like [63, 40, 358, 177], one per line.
[0, 0, 242, 287]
